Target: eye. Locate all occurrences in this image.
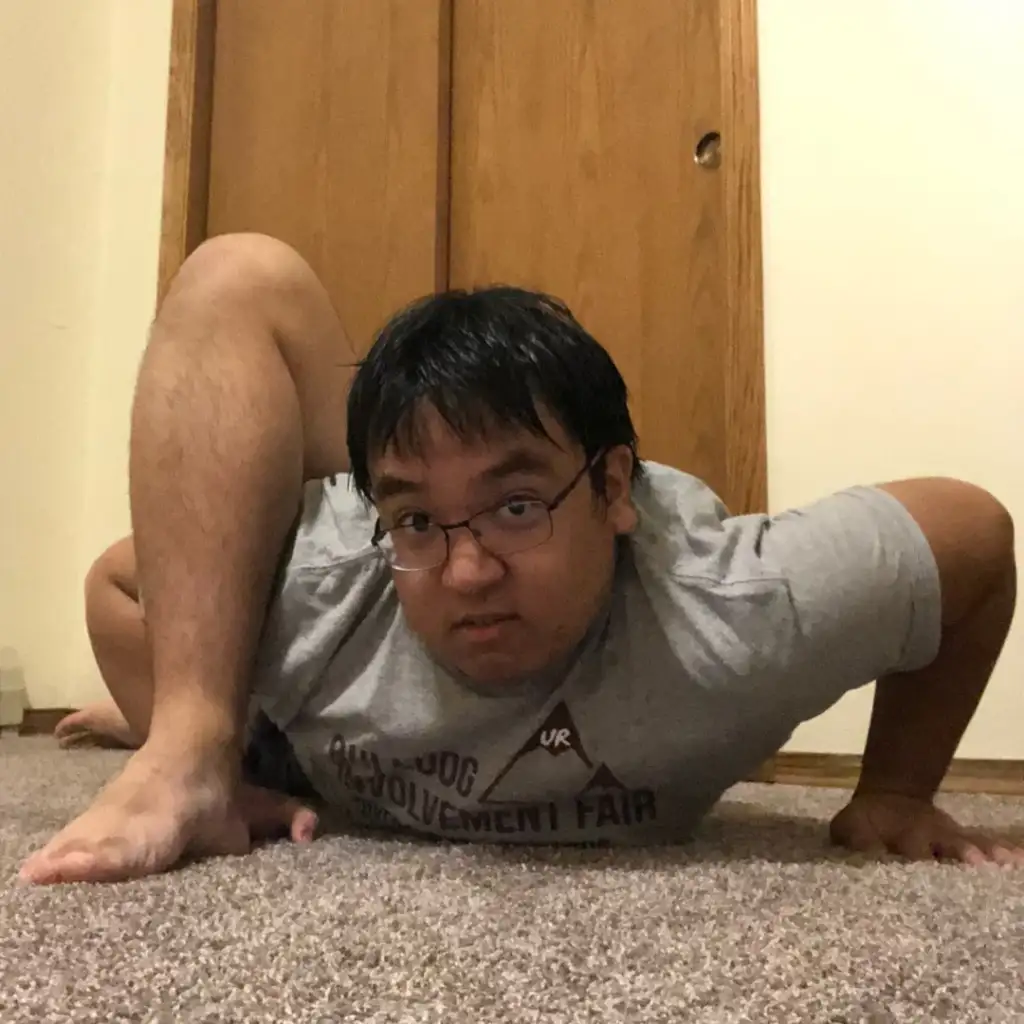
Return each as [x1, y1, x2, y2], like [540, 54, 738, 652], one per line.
[395, 510, 433, 533]
[494, 496, 547, 525]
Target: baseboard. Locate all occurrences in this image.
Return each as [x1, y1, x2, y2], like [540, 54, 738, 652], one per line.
[758, 753, 1024, 796]
[17, 708, 76, 736]
[10, 709, 1024, 796]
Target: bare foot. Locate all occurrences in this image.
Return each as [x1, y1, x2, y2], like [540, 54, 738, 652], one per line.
[19, 744, 318, 885]
[55, 701, 139, 750]
[20, 744, 238, 884]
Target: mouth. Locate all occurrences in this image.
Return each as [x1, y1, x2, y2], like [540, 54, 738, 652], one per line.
[452, 613, 520, 638]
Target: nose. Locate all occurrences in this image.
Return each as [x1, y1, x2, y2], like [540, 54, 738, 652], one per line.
[441, 527, 506, 593]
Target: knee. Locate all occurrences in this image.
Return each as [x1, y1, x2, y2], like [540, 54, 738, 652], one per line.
[165, 233, 319, 316]
[84, 537, 139, 630]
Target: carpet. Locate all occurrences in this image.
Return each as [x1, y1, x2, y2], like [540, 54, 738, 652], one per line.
[2, 736, 1023, 1023]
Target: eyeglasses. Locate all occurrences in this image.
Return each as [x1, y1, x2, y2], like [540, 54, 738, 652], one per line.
[371, 453, 603, 572]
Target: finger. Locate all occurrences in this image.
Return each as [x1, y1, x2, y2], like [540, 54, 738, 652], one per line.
[944, 829, 1024, 867]
[289, 806, 319, 844]
[934, 836, 989, 866]
[987, 843, 1024, 868]
[829, 817, 888, 857]
[241, 785, 319, 843]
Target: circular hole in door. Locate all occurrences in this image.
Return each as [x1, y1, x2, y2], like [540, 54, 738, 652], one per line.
[694, 131, 721, 168]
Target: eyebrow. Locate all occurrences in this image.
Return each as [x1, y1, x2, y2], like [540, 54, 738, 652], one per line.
[372, 448, 557, 504]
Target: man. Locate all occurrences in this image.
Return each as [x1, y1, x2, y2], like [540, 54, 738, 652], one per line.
[20, 233, 1022, 885]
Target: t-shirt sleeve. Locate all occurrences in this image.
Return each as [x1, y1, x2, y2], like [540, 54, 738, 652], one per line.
[250, 476, 394, 730]
[754, 484, 943, 719]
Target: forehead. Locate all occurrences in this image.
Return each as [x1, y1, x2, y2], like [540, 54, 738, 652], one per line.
[369, 404, 575, 496]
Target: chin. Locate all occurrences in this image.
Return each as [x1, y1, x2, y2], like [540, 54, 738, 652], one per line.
[450, 649, 549, 685]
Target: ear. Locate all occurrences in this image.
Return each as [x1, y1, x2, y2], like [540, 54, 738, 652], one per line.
[602, 445, 639, 535]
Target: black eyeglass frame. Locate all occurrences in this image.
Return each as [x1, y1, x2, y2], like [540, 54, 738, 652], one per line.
[370, 450, 606, 572]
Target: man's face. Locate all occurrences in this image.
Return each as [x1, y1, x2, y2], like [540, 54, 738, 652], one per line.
[368, 405, 637, 684]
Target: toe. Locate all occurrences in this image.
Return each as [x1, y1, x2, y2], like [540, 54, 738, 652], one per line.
[20, 839, 125, 885]
[57, 732, 93, 751]
[47, 848, 108, 884]
[53, 711, 85, 740]
[18, 853, 48, 884]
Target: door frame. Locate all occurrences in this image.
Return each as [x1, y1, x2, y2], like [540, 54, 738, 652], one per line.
[156, 0, 767, 513]
[158, 0, 217, 306]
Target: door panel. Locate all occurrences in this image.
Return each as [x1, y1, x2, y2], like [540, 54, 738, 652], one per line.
[207, 0, 451, 350]
[449, 0, 731, 501]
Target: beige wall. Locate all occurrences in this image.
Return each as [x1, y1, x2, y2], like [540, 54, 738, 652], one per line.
[2, 1, 1021, 757]
[0, 0, 171, 708]
[761, 1, 1024, 756]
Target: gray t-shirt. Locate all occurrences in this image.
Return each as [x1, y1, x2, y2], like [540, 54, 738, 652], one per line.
[250, 462, 941, 844]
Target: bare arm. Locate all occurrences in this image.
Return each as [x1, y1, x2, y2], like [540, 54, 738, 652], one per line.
[855, 478, 1016, 801]
[830, 477, 1021, 864]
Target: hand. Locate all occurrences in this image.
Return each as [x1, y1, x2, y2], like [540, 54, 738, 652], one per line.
[234, 782, 319, 845]
[829, 791, 1024, 866]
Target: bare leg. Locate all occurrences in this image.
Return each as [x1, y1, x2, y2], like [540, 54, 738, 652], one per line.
[55, 538, 147, 750]
[54, 703, 136, 750]
[21, 234, 356, 884]
[53, 534, 320, 844]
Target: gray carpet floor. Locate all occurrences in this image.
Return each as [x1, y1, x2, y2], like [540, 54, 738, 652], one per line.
[2, 736, 1023, 1023]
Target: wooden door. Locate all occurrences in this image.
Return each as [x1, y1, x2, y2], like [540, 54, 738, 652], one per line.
[159, 0, 764, 512]
[203, 0, 451, 349]
[450, 0, 760, 509]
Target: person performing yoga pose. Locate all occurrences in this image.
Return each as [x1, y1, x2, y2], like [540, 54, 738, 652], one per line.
[22, 233, 1022, 884]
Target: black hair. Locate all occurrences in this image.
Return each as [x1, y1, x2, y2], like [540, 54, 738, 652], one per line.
[346, 286, 643, 501]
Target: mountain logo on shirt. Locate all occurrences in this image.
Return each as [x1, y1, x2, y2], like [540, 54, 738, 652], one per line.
[481, 701, 625, 804]
[580, 763, 627, 792]
[328, 697, 659, 836]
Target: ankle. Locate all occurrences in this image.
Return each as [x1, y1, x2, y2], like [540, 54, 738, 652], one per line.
[134, 735, 242, 799]
[146, 702, 243, 763]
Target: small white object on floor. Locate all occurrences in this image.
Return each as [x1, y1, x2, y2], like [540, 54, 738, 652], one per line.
[0, 646, 27, 728]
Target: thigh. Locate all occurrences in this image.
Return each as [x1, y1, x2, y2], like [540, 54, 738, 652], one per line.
[169, 233, 362, 481]
[258, 239, 362, 481]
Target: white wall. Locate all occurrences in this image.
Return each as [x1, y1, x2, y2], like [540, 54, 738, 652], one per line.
[0, 0, 171, 708]
[1, 1, 1021, 759]
[760, 1, 1024, 757]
